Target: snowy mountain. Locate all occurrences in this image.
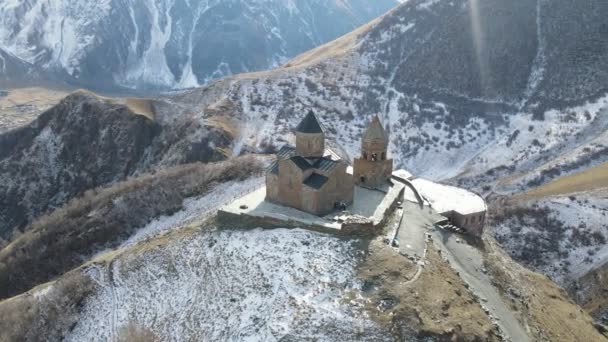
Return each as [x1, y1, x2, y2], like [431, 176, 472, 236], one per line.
[164, 0, 608, 185]
[2, 0, 607, 253]
[1, 0, 608, 338]
[0, 0, 397, 92]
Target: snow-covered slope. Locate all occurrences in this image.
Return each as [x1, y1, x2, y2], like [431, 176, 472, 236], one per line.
[493, 192, 608, 286]
[0, 0, 396, 92]
[160, 0, 608, 188]
[70, 228, 390, 341]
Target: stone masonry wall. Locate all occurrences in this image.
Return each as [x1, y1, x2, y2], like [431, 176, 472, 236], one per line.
[353, 157, 393, 189]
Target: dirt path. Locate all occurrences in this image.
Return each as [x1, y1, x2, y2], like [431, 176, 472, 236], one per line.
[432, 229, 530, 342]
[107, 259, 119, 342]
[395, 202, 439, 260]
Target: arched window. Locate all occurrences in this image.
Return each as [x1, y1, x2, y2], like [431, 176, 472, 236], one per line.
[363, 152, 368, 160]
[371, 153, 378, 161]
[381, 152, 386, 160]
[360, 177, 366, 183]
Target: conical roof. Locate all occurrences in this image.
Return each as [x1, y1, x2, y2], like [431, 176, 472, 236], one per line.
[296, 110, 323, 134]
[363, 115, 387, 142]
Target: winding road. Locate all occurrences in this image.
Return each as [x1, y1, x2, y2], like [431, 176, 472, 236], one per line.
[392, 178, 530, 342]
[431, 229, 530, 342]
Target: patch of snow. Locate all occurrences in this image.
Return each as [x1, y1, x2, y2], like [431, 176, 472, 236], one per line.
[122, 177, 264, 247]
[68, 229, 391, 341]
[120, 0, 176, 88]
[417, 0, 441, 10]
[493, 192, 608, 285]
[32, 284, 53, 300]
[411, 178, 486, 215]
[393, 169, 413, 180]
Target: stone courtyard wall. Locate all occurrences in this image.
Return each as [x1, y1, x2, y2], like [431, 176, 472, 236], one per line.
[217, 184, 404, 238]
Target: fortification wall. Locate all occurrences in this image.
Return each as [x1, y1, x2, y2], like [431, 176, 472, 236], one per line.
[217, 184, 403, 238]
[217, 209, 376, 236]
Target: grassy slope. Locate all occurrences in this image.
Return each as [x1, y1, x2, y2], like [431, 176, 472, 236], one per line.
[0, 87, 70, 131]
[571, 261, 608, 322]
[75, 90, 157, 121]
[502, 161, 608, 326]
[358, 238, 499, 340]
[0, 87, 156, 133]
[0, 271, 96, 342]
[518, 161, 608, 199]
[484, 238, 607, 342]
[0, 156, 263, 300]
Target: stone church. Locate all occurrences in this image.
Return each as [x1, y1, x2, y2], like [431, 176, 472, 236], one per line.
[266, 111, 354, 216]
[266, 111, 393, 216]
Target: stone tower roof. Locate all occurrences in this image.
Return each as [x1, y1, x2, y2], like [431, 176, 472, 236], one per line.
[363, 115, 388, 143]
[296, 110, 323, 134]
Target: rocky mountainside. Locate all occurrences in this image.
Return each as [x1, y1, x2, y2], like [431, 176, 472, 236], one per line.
[163, 0, 608, 182]
[1, 0, 607, 265]
[0, 0, 396, 92]
[0, 49, 46, 87]
[0, 92, 233, 238]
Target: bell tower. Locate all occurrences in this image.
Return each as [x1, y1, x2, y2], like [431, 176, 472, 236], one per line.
[353, 115, 393, 189]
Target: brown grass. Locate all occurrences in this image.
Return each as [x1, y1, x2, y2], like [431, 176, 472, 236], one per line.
[0, 87, 69, 105]
[124, 98, 156, 120]
[517, 162, 608, 199]
[283, 18, 380, 69]
[0, 271, 96, 342]
[206, 115, 239, 137]
[71, 89, 156, 120]
[118, 322, 161, 342]
[0, 156, 264, 300]
[571, 262, 608, 318]
[484, 238, 607, 342]
[0, 87, 71, 131]
[358, 239, 499, 340]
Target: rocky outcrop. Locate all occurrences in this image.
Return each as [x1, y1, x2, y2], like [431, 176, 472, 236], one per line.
[0, 49, 45, 87]
[0, 92, 235, 237]
[0, 93, 160, 237]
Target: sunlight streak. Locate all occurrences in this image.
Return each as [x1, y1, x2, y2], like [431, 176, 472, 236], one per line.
[468, 0, 489, 96]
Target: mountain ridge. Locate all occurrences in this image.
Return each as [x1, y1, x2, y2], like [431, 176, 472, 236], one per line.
[0, 0, 397, 92]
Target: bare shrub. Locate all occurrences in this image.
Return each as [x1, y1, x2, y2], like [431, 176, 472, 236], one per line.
[0, 271, 96, 342]
[259, 138, 277, 154]
[118, 322, 160, 342]
[0, 156, 263, 300]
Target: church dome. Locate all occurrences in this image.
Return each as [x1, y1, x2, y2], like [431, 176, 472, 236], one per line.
[296, 110, 323, 134]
